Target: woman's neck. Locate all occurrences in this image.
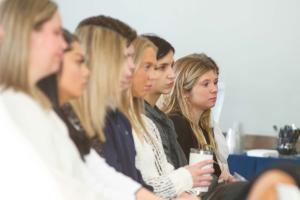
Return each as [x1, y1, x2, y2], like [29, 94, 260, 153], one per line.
[59, 97, 67, 107]
[190, 106, 204, 124]
[58, 90, 70, 107]
[144, 92, 160, 107]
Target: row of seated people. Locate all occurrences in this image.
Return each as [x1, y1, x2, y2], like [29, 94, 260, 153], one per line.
[0, 0, 299, 199]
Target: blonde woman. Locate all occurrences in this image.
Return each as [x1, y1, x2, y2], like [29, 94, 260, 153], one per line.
[0, 0, 70, 176]
[126, 37, 214, 200]
[72, 16, 196, 200]
[38, 29, 163, 200]
[0, 13, 65, 200]
[72, 15, 152, 187]
[164, 53, 233, 184]
[0, 1, 152, 200]
[0, 0, 98, 199]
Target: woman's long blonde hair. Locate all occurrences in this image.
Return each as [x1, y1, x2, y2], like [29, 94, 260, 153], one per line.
[0, 0, 57, 108]
[122, 36, 157, 139]
[164, 53, 219, 151]
[72, 16, 136, 142]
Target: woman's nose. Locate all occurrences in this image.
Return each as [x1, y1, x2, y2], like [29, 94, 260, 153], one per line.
[211, 84, 218, 93]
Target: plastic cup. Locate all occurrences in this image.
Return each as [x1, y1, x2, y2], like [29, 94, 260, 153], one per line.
[189, 147, 213, 194]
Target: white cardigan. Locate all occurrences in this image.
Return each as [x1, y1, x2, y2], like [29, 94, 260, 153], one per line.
[133, 114, 193, 199]
[211, 120, 230, 173]
[0, 89, 140, 200]
[0, 99, 64, 200]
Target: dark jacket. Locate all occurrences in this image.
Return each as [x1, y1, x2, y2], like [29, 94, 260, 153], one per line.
[169, 112, 221, 177]
[92, 109, 152, 190]
[144, 101, 187, 169]
[56, 103, 91, 161]
[37, 75, 91, 161]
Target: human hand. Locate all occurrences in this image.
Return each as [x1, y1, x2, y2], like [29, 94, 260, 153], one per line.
[175, 195, 201, 200]
[185, 159, 214, 187]
[219, 170, 235, 183]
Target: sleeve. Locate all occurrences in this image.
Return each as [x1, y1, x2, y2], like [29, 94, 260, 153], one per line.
[213, 121, 229, 165]
[93, 121, 122, 172]
[85, 149, 142, 200]
[145, 167, 193, 200]
[137, 116, 193, 199]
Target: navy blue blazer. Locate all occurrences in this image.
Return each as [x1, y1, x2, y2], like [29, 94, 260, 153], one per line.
[92, 109, 152, 190]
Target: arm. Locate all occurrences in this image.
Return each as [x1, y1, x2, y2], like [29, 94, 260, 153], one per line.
[85, 150, 142, 200]
[137, 116, 213, 198]
[136, 189, 201, 200]
[212, 121, 234, 182]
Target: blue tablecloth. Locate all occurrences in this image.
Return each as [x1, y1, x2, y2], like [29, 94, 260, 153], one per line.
[228, 154, 300, 180]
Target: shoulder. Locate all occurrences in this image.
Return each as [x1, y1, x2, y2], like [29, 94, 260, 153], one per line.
[0, 89, 53, 123]
[0, 89, 40, 110]
[141, 114, 157, 130]
[168, 112, 185, 122]
[211, 120, 223, 137]
[105, 110, 130, 134]
[168, 113, 190, 129]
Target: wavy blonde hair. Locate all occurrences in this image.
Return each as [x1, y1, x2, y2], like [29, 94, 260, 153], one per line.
[72, 16, 137, 142]
[0, 0, 58, 108]
[164, 53, 219, 151]
[122, 36, 157, 139]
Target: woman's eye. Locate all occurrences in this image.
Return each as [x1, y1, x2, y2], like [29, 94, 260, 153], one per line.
[54, 29, 62, 36]
[76, 59, 84, 66]
[144, 64, 150, 70]
[159, 66, 166, 71]
[201, 82, 209, 87]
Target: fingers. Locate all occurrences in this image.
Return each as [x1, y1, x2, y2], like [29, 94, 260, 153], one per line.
[199, 167, 214, 175]
[194, 179, 212, 187]
[229, 175, 236, 182]
[197, 181, 211, 187]
[193, 172, 213, 187]
[219, 171, 235, 183]
[194, 174, 214, 187]
[185, 161, 215, 187]
[198, 174, 213, 182]
[194, 159, 214, 168]
[175, 197, 200, 200]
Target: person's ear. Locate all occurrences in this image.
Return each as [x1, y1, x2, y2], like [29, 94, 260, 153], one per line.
[183, 90, 190, 99]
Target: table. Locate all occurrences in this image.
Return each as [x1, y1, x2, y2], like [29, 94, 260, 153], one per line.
[228, 154, 300, 180]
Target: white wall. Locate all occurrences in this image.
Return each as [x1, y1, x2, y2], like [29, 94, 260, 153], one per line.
[57, 0, 300, 136]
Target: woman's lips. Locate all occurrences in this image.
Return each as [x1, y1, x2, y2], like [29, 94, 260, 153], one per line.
[144, 84, 153, 91]
[166, 81, 174, 88]
[209, 97, 217, 102]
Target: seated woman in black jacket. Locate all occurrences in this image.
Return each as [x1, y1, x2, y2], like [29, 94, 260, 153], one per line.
[164, 53, 233, 182]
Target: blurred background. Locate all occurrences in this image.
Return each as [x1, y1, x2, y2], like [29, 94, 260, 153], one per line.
[57, 0, 300, 136]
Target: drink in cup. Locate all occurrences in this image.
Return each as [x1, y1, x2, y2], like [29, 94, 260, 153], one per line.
[189, 147, 213, 194]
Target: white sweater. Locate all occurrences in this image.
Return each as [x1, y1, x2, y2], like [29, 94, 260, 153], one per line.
[0, 99, 64, 200]
[133, 114, 193, 199]
[0, 89, 140, 200]
[211, 120, 230, 173]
